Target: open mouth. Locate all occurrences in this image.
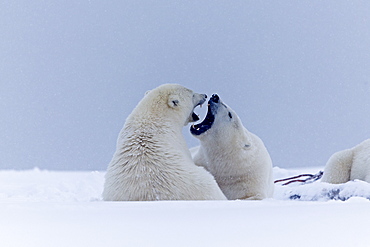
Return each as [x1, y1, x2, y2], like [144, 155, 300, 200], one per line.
[191, 112, 200, 122]
[190, 94, 219, 135]
[190, 95, 207, 122]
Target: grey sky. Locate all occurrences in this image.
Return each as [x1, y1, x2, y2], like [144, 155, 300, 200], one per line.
[1, 1, 370, 170]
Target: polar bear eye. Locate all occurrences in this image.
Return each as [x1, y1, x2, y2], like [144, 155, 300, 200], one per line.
[228, 112, 232, 119]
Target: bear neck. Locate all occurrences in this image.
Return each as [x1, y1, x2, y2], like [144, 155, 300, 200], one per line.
[200, 128, 251, 163]
[124, 119, 183, 139]
[119, 111, 188, 152]
[113, 120, 189, 166]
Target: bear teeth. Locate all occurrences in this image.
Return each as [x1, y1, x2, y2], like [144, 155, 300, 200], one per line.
[191, 124, 200, 131]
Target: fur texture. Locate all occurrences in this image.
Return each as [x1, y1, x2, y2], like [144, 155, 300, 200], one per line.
[190, 94, 274, 200]
[322, 139, 370, 184]
[102, 84, 226, 201]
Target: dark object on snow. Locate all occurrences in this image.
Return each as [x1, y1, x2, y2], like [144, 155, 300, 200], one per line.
[274, 171, 324, 186]
[289, 194, 301, 200]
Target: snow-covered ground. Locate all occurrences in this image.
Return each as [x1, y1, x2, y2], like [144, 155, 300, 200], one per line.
[1, 167, 370, 247]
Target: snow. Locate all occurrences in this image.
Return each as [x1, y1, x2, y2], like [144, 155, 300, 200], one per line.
[274, 167, 370, 201]
[1, 167, 370, 247]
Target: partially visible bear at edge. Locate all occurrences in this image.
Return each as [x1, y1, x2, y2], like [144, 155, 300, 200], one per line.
[322, 139, 370, 184]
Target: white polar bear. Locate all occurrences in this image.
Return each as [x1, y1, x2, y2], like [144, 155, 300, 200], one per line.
[190, 94, 274, 200]
[102, 84, 226, 201]
[322, 139, 370, 184]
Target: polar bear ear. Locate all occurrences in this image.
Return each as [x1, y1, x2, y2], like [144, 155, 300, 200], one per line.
[144, 90, 151, 96]
[168, 94, 180, 108]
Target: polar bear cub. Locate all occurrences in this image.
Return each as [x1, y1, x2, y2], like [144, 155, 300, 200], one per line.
[322, 139, 370, 184]
[102, 84, 226, 201]
[190, 94, 274, 200]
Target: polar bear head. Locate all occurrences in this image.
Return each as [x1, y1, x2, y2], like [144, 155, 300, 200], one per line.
[132, 84, 207, 127]
[190, 94, 250, 148]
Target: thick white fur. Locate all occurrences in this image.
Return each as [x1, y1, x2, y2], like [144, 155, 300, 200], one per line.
[191, 99, 274, 200]
[322, 139, 370, 184]
[102, 84, 226, 201]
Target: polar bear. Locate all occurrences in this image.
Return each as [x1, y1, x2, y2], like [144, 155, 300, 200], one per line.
[190, 94, 274, 200]
[321, 139, 370, 184]
[102, 84, 226, 201]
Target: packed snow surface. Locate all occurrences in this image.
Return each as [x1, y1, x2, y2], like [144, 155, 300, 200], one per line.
[1, 167, 370, 247]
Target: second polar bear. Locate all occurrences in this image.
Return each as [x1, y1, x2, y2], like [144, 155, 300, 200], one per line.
[322, 139, 370, 184]
[190, 94, 274, 200]
[102, 84, 226, 201]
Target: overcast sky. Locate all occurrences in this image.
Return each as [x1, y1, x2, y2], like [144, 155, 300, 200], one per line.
[1, 1, 370, 170]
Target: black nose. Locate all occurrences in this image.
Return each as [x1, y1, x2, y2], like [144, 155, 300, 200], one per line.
[211, 94, 219, 103]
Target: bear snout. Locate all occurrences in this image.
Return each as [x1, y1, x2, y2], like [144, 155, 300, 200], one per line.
[211, 94, 220, 103]
[195, 94, 207, 107]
